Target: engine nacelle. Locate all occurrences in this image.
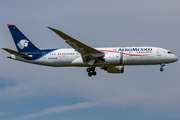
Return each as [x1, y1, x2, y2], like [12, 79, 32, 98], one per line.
[104, 53, 123, 64]
[101, 66, 124, 73]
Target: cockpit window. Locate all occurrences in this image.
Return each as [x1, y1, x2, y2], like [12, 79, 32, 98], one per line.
[167, 51, 173, 54]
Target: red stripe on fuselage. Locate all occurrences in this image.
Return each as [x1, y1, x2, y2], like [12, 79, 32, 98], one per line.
[100, 50, 149, 56]
[122, 53, 149, 56]
[100, 50, 119, 53]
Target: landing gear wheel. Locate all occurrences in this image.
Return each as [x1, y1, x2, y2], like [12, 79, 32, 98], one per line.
[88, 72, 92, 77]
[160, 63, 165, 72]
[92, 71, 97, 76]
[86, 68, 91, 72]
[91, 67, 95, 71]
[86, 67, 96, 77]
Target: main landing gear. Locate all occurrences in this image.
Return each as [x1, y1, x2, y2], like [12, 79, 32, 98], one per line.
[86, 67, 97, 77]
[160, 63, 165, 72]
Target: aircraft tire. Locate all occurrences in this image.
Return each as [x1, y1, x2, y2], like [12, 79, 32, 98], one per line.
[92, 71, 97, 76]
[88, 72, 92, 77]
[91, 67, 95, 71]
[87, 68, 91, 72]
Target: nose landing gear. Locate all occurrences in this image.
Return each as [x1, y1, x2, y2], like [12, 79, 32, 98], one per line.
[86, 67, 97, 77]
[160, 63, 165, 72]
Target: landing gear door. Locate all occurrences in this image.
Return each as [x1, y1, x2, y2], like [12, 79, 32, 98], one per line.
[156, 49, 161, 56]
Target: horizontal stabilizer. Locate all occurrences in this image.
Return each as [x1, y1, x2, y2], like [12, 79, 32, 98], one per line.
[2, 48, 29, 58]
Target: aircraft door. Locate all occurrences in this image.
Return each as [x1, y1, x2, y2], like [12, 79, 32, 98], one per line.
[156, 49, 161, 56]
[41, 51, 47, 59]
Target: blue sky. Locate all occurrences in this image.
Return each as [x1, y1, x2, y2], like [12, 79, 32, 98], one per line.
[0, 0, 180, 120]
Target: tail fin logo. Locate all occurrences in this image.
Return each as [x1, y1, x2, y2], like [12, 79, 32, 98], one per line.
[17, 40, 29, 49]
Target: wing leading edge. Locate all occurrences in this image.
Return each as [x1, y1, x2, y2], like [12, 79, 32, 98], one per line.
[48, 27, 104, 63]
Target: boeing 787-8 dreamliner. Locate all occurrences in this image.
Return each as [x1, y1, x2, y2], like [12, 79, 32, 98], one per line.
[3, 25, 178, 77]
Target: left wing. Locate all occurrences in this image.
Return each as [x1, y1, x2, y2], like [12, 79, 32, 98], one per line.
[2, 48, 30, 58]
[48, 27, 104, 63]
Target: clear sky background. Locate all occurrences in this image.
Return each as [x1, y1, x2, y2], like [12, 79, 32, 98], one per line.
[0, 0, 180, 120]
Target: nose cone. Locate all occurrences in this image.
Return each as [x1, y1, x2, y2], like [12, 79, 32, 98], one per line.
[172, 54, 178, 62]
[175, 55, 178, 61]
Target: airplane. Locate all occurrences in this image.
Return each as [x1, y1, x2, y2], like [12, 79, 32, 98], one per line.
[3, 24, 178, 77]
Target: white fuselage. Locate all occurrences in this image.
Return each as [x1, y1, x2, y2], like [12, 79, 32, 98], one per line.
[11, 47, 178, 67]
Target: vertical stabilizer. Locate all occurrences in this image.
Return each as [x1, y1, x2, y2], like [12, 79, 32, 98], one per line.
[7, 24, 39, 52]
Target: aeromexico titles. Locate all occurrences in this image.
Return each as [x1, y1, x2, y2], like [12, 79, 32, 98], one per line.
[3, 24, 178, 77]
